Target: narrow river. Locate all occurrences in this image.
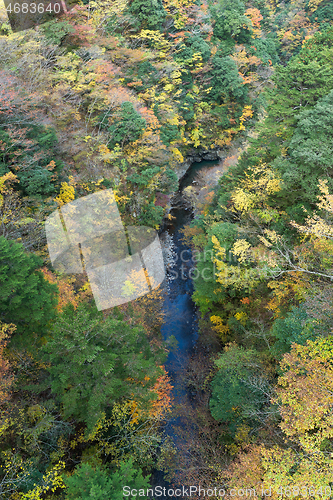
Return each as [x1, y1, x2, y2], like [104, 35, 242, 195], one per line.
[151, 159, 219, 498]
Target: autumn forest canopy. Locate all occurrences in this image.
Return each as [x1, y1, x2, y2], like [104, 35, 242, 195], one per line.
[1, 0, 333, 497]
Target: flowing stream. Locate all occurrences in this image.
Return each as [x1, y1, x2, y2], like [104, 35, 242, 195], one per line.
[150, 159, 219, 498]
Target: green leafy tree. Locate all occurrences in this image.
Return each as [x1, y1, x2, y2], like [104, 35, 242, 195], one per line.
[208, 56, 248, 105]
[271, 305, 320, 357]
[263, 88, 333, 218]
[129, 166, 160, 187]
[277, 89, 333, 205]
[0, 236, 58, 336]
[0, 102, 62, 197]
[231, 26, 333, 183]
[211, 0, 251, 43]
[140, 202, 164, 227]
[160, 123, 181, 146]
[127, 0, 166, 31]
[179, 94, 195, 122]
[40, 304, 163, 432]
[210, 343, 271, 433]
[192, 221, 238, 315]
[41, 20, 75, 46]
[252, 36, 280, 66]
[159, 168, 178, 194]
[175, 35, 211, 65]
[64, 460, 150, 500]
[258, 27, 333, 161]
[309, 2, 333, 25]
[108, 102, 146, 148]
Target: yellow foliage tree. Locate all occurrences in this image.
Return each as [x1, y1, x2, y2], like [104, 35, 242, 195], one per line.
[0, 172, 18, 208]
[55, 180, 75, 207]
[210, 315, 230, 341]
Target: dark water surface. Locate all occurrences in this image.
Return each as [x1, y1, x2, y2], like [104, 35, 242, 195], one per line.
[150, 159, 219, 498]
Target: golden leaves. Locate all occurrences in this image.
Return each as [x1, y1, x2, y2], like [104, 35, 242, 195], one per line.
[232, 239, 252, 264]
[171, 147, 184, 163]
[190, 126, 206, 147]
[55, 181, 75, 207]
[277, 337, 333, 452]
[291, 180, 333, 241]
[307, 0, 325, 13]
[210, 315, 230, 341]
[239, 105, 253, 131]
[0, 172, 18, 208]
[232, 187, 256, 213]
[230, 164, 281, 215]
[41, 268, 81, 313]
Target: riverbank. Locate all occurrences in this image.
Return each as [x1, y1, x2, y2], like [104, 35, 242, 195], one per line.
[179, 140, 248, 217]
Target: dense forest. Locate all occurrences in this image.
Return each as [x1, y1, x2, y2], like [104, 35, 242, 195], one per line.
[1, 0, 333, 497]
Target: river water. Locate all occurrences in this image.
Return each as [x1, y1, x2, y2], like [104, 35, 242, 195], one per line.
[150, 159, 219, 498]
